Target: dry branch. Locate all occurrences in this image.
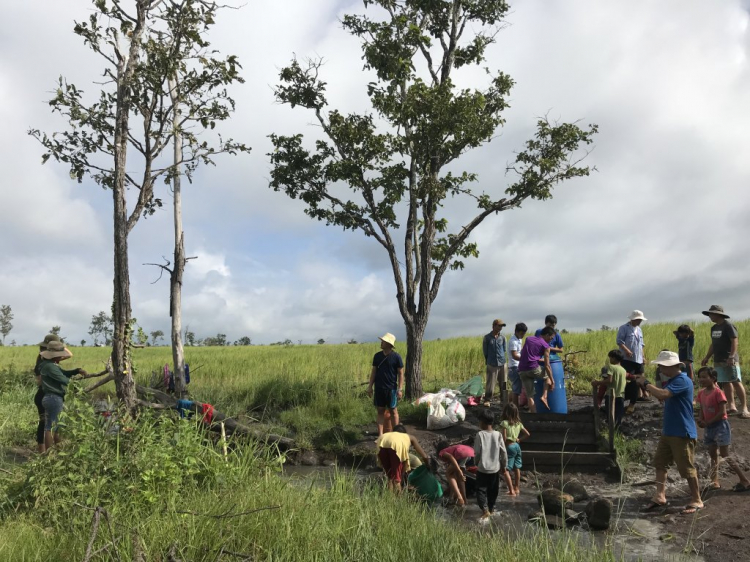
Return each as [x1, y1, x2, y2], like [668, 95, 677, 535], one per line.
[175, 505, 280, 519]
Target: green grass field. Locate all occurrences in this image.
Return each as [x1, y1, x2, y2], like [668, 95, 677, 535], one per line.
[1, 321, 743, 560]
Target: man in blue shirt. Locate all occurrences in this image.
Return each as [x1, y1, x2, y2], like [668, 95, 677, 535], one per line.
[482, 319, 507, 405]
[637, 351, 703, 515]
[367, 333, 404, 439]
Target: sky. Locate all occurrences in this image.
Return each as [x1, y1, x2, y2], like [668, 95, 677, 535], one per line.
[1, 0, 750, 346]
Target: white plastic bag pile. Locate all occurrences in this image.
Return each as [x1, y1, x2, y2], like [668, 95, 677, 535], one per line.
[415, 389, 466, 429]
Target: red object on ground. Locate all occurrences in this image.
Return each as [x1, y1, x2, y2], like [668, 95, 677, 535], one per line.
[200, 403, 214, 424]
[466, 466, 478, 474]
[378, 448, 405, 483]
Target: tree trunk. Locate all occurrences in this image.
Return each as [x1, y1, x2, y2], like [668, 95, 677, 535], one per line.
[169, 77, 187, 398]
[404, 317, 427, 399]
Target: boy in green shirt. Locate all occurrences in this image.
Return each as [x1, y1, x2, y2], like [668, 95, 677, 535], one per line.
[592, 349, 627, 428]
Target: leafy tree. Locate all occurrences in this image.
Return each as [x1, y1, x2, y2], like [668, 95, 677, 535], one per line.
[50, 326, 62, 336]
[80, 339, 86, 347]
[29, 0, 247, 410]
[317, 338, 325, 345]
[234, 336, 252, 346]
[150, 330, 165, 346]
[134, 326, 149, 347]
[269, 0, 597, 397]
[347, 339, 358, 345]
[0, 305, 13, 345]
[89, 311, 113, 346]
[184, 330, 196, 347]
[203, 333, 227, 347]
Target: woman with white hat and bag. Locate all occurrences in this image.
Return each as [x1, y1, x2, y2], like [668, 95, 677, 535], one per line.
[38, 341, 87, 449]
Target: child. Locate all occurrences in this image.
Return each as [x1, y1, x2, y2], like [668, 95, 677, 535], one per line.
[376, 425, 429, 492]
[508, 323, 527, 407]
[499, 403, 530, 495]
[591, 350, 627, 428]
[696, 367, 750, 492]
[437, 440, 475, 507]
[674, 324, 695, 381]
[473, 409, 514, 520]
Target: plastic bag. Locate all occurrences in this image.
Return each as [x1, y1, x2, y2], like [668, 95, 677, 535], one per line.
[445, 399, 466, 423]
[427, 398, 453, 430]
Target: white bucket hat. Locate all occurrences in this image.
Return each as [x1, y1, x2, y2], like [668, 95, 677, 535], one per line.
[628, 310, 647, 321]
[40, 340, 73, 361]
[378, 333, 396, 347]
[650, 350, 685, 369]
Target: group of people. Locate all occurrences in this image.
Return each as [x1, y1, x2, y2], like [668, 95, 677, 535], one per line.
[369, 303, 748, 517]
[32, 335, 87, 452]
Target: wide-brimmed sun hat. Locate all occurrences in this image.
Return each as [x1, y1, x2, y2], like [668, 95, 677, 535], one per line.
[650, 350, 685, 369]
[628, 310, 647, 321]
[36, 334, 61, 349]
[702, 305, 730, 319]
[40, 340, 73, 361]
[378, 333, 396, 347]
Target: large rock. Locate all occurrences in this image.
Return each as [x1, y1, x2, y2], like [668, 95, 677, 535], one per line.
[585, 497, 613, 530]
[547, 479, 591, 502]
[538, 489, 574, 517]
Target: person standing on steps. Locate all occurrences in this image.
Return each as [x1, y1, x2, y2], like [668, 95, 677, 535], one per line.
[617, 310, 648, 414]
[518, 327, 555, 413]
[535, 315, 564, 363]
[637, 351, 703, 515]
[367, 333, 404, 438]
[482, 319, 507, 406]
[33, 334, 62, 453]
[701, 305, 750, 419]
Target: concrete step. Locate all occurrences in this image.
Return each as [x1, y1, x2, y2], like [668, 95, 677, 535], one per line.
[523, 450, 617, 472]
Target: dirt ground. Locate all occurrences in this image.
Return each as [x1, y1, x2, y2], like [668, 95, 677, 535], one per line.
[317, 395, 750, 561]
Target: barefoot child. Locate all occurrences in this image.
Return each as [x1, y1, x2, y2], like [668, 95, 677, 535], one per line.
[473, 409, 514, 520]
[499, 403, 530, 495]
[518, 327, 555, 413]
[591, 350, 627, 428]
[674, 325, 695, 381]
[696, 367, 750, 492]
[376, 425, 429, 492]
[437, 440, 475, 507]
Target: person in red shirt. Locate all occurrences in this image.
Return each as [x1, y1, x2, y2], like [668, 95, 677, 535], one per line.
[696, 366, 750, 492]
[437, 441, 475, 507]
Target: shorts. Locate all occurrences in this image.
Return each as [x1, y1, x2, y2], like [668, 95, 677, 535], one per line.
[621, 359, 645, 375]
[704, 419, 731, 448]
[374, 387, 398, 409]
[41, 393, 64, 432]
[653, 435, 697, 478]
[519, 367, 545, 398]
[507, 442, 522, 470]
[716, 364, 742, 384]
[508, 367, 522, 395]
[378, 447, 405, 483]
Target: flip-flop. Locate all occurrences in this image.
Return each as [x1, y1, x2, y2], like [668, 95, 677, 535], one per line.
[681, 504, 704, 515]
[732, 483, 750, 493]
[644, 500, 669, 512]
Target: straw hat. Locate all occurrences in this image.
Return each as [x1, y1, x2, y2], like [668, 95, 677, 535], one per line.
[378, 333, 396, 347]
[628, 310, 647, 321]
[36, 334, 61, 349]
[702, 305, 730, 319]
[40, 340, 73, 361]
[650, 350, 685, 369]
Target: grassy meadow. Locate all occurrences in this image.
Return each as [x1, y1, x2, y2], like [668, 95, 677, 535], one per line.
[0, 321, 743, 560]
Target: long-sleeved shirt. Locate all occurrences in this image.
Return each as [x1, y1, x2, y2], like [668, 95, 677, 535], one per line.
[473, 429, 507, 474]
[617, 323, 644, 364]
[483, 332, 507, 367]
[39, 360, 79, 398]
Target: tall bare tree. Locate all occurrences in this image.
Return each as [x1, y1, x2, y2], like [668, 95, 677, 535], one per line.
[270, 0, 598, 398]
[30, 0, 248, 408]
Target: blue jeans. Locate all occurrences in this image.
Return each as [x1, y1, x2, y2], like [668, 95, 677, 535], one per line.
[41, 394, 64, 432]
[508, 367, 522, 395]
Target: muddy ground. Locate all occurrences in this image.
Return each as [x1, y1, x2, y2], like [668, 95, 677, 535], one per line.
[289, 395, 750, 562]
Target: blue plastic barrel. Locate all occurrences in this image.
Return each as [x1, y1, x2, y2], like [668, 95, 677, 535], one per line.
[534, 361, 567, 414]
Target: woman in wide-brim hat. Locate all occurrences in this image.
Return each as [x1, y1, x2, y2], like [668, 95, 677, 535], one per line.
[38, 341, 86, 449]
[33, 334, 61, 453]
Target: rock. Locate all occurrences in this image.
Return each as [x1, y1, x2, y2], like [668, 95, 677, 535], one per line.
[547, 479, 591, 502]
[298, 450, 319, 466]
[538, 489, 574, 517]
[585, 497, 613, 530]
[545, 515, 566, 530]
[564, 508, 582, 525]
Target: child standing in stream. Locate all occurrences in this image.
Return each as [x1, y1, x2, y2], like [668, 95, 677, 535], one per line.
[499, 403, 530, 496]
[437, 440, 475, 507]
[696, 366, 750, 492]
[473, 409, 514, 521]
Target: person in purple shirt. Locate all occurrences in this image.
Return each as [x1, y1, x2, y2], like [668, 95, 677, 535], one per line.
[518, 327, 556, 413]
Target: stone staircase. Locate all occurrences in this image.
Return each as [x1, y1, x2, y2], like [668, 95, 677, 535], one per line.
[519, 411, 618, 474]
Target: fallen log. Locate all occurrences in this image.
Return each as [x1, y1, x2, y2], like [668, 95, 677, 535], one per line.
[135, 384, 295, 450]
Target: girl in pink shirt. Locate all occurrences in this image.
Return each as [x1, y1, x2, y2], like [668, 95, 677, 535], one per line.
[696, 367, 750, 492]
[437, 441, 475, 506]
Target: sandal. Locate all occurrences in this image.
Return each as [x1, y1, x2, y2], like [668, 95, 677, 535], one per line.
[681, 504, 704, 515]
[732, 483, 750, 493]
[644, 500, 669, 512]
